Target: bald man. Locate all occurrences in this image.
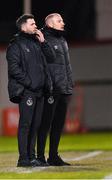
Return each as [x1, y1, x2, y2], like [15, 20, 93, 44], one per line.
[37, 13, 73, 166]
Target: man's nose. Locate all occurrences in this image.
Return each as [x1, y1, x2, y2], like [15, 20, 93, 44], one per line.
[62, 22, 65, 26]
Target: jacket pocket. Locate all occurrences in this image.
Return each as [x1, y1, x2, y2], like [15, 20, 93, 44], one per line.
[49, 64, 67, 88]
[29, 65, 45, 91]
[8, 78, 24, 103]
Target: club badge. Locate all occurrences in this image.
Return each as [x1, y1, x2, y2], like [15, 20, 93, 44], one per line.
[26, 97, 33, 106]
[48, 96, 54, 104]
[54, 45, 58, 50]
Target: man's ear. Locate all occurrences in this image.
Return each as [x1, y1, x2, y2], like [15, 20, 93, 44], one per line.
[47, 21, 53, 28]
[21, 24, 26, 31]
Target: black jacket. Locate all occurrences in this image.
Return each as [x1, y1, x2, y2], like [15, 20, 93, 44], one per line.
[6, 32, 53, 103]
[42, 27, 73, 95]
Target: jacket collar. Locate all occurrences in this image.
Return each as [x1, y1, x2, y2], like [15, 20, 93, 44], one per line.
[15, 31, 37, 40]
[9, 31, 37, 44]
[42, 26, 65, 37]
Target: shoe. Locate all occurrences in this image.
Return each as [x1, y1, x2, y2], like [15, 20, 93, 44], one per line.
[47, 155, 71, 166]
[30, 159, 41, 167]
[17, 158, 42, 167]
[17, 159, 32, 167]
[36, 156, 49, 166]
[30, 158, 49, 167]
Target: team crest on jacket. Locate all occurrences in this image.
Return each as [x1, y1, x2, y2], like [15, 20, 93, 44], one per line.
[26, 97, 33, 106]
[54, 45, 58, 50]
[25, 48, 30, 52]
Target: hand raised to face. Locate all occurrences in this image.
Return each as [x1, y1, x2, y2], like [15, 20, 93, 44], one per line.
[36, 29, 45, 43]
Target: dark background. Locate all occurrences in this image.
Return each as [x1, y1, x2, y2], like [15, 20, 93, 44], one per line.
[0, 0, 96, 44]
[1, 0, 112, 131]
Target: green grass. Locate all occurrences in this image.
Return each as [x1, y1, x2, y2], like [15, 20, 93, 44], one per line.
[60, 132, 112, 151]
[0, 171, 107, 179]
[1, 132, 112, 179]
[1, 132, 112, 152]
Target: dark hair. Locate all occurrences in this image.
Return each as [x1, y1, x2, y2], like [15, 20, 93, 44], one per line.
[16, 14, 34, 31]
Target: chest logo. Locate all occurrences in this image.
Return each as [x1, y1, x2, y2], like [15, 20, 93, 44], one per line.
[54, 45, 58, 50]
[25, 48, 30, 52]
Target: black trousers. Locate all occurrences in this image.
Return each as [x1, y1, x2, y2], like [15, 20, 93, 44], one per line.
[18, 93, 44, 161]
[37, 94, 70, 159]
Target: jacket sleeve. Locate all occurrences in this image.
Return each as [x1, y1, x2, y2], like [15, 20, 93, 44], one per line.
[41, 40, 56, 63]
[6, 43, 31, 88]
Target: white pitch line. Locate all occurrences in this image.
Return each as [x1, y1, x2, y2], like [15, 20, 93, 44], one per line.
[103, 174, 112, 179]
[64, 151, 103, 161]
[16, 166, 47, 174]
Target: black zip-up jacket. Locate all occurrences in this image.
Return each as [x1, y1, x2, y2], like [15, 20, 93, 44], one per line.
[42, 27, 73, 95]
[6, 32, 54, 103]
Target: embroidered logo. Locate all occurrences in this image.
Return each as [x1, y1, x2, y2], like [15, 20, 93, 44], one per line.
[54, 45, 58, 50]
[26, 97, 33, 106]
[48, 96, 54, 104]
[25, 48, 30, 52]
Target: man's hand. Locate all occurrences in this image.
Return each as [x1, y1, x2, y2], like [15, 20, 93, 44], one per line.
[36, 30, 45, 43]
